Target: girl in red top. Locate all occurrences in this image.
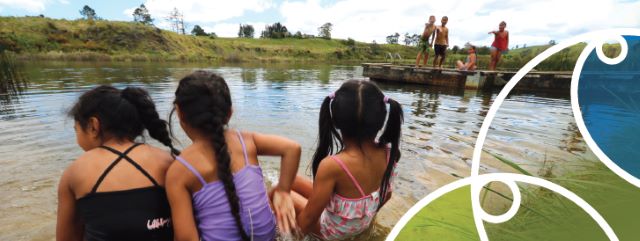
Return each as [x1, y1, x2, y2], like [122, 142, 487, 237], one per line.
[489, 21, 509, 70]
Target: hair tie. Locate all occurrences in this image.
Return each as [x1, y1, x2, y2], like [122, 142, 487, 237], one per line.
[384, 95, 390, 103]
[328, 92, 335, 99]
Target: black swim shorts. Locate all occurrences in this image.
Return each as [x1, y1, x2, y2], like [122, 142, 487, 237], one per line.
[434, 44, 447, 56]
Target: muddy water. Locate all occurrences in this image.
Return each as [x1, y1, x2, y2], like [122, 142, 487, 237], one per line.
[0, 62, 586, 240]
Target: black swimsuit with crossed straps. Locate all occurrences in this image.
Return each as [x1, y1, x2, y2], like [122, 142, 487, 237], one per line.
[75, 143, 173, 241]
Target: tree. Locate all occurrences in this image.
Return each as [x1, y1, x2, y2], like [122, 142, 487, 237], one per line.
[166, 7, 185, 34]
[261, 22, 289, 39]
[549, 40, 557, 45]
[238, 24, 255, 38]
[403, 33, 412, 45]
[191, 25, 207, 36]
[386, 32, 400, 44]
[452, 45, 460, 54]
[133, 4, 153, 25]
[411, 34, 420, 46]
[79, 5, 97, 20]
[318, 22, 333, 39]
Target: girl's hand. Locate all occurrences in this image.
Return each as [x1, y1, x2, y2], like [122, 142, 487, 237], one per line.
[272, 188, 297, 235]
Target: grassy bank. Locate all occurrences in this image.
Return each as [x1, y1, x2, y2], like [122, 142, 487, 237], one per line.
[0, 16, 417, 63]
[0, 16, 621, 69]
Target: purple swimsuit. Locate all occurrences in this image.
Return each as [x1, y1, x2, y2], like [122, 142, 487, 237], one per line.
[175, 130, 276, 241]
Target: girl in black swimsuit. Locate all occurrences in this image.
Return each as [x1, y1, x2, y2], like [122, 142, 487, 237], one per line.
[56, 86, 179, 241]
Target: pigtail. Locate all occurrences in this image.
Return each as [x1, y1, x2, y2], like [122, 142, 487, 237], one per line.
[121, 87, 180, 156]
[311, 96, 339, 178]
[377, 98, 403, 209]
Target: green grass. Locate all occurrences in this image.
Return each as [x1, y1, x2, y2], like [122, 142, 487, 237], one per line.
[396, 157, 640, 241]
[0, 16, 418, 63]
[0, 16, 622, 69]
[0, 51, 26, 94]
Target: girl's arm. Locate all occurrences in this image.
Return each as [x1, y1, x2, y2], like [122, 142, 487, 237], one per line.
[56, 166, 83, 241]
[506, 31, 509, 48]
[429, 28, 436, 46]
[165, 163, 200, 241]
[297, 158, 337, 234]
[252, 132, 301, 233]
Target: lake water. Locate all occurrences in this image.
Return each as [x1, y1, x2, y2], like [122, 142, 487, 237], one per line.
[0, 62, 589, 240]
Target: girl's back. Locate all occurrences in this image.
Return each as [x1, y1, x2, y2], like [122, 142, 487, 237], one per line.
[167, 71, 300, 241]
[72, 144, 174, 241]
[331, 145, 389, 199]
[172, 130, 276, 241]
[57, 86, 179, 241]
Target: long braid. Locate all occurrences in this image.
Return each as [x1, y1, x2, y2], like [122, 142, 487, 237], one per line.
[174, 71, 249, 240]
[121, 87, 180, 156]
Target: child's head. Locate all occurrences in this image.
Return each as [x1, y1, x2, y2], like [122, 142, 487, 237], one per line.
[312, 80, 404, 207]
[68, 85, 177, 154]
[172, 70, 250, 240]
[499, 21, 506, 30]
[428, 15, 436, 24]
[441, 16, 448, 26]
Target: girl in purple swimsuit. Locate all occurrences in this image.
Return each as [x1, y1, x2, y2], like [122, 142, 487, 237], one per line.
[165, 71, 300, 241]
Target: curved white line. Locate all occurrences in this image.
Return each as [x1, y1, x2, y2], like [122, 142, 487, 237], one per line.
[570, 32, 640, 188]
[387, 28, 640, 241]
[386, 174, 619, 241]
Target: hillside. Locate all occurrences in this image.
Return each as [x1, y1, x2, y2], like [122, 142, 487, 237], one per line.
[0, 16, 417, 62]
[0, 16, 623, 70]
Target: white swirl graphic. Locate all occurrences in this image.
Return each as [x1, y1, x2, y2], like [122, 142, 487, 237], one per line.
[387, 28, 640, 241]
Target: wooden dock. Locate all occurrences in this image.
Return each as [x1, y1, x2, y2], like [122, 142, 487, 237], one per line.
[362, 63, 573, 91]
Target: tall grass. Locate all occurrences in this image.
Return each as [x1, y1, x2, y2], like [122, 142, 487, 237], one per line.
[0, 51, 27, 95]
[397, 153, 640, 241]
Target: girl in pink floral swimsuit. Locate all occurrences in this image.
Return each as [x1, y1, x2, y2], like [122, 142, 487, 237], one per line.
[288, 80, 404, 240]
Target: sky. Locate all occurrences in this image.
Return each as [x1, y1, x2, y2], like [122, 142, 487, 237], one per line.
[0, 0, 639, 47]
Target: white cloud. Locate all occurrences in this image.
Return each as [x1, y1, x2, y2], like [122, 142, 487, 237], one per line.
[124, 0, 275, 33]
[0, 0, 48, 13]
[279, 0, 640, 47]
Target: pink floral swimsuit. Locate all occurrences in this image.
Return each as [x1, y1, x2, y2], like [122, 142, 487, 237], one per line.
[319, 150, 398, 240]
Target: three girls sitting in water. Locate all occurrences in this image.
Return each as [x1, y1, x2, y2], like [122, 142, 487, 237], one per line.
[56, 71, 404, 241]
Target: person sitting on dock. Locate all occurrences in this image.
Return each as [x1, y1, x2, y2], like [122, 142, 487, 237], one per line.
[433, 16, 449, 69]
[489, 21, 509, 70]
[415, 15, 436, 68]
[456, 43, 477, 71]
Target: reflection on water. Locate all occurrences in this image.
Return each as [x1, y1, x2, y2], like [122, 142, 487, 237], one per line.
[0, 61, 587, 240]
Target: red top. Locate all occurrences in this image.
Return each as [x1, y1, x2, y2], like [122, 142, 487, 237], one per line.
[491, 31, 508, 51]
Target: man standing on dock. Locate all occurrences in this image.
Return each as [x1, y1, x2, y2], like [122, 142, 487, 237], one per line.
[433, 16, 449, 69]
[416, 15, 436, 68]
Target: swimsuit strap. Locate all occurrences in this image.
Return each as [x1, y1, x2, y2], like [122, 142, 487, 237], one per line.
[175, 156, 207, 186]
[385, 146, 391, 165]
[90, 143, 155, 194]
[329, 155, 366, 197]
[235, 130, 250, 166]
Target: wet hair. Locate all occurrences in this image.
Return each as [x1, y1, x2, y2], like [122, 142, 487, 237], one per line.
[500, 21, 507, 26]
[171, 71, 249, 241]
[68, 85, 179, 155]
[311, 80, 403, 209]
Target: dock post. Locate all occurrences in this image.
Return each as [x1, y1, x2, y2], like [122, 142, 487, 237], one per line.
[465, 73, 483, 89]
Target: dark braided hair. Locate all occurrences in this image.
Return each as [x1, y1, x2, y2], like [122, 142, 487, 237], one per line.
[68, 85, 177, 154]
[311, 80, 403, 209]
[121, 87, 180, 156]
[172, 71, 249, 241]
